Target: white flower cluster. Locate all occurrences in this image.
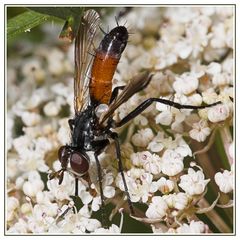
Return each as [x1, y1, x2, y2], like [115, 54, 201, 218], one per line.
[7, 6, 233, 234]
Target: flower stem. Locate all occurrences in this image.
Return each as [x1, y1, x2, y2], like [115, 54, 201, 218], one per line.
[219, 126, 233, 165]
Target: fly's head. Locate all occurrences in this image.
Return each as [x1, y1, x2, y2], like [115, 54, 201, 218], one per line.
[49, 145, 90, 184]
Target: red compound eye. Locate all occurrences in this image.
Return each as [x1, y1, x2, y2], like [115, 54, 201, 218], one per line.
[70, 151, 90, 175]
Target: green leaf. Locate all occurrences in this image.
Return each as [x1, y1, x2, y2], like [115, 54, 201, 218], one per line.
[7, 10, 50, 40]
[28, 7, 83, 21]
[28, 7, 84, 41]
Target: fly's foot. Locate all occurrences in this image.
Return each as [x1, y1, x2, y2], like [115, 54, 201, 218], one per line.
[48, 169, 65, 185]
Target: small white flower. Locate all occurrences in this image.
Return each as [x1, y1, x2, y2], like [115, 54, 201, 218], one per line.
[147, 141, 164, 153]
[176, 220, 208, 233]
[214, 167, 233, 193]
[179, 168, 210, 195]
[202, 88, 219, 105]
[79, 204, 91, 218]
[157, 177, 174, 194]
[133, 114, 148, 126]
[103, 186, 115, 198]
[47, 48, 65, 75]
[35, 191, 54, 205]
[153, 40, 178, 69]
[21, 111, 41, 126]
[155, 111, 173, 125]
[207, 104, 230, 123]
[165, 7, 200, 24]
[163, 192, 189, 210]
[175, 40, 192, 59]
[187, 93, 203, 106]
[206, 62, 222, 75]
[12, 136, 49, 173]
[131, 128, 154, 147]
[131, 151, 162, 175]
[173, 72, 199, 95]
[145, 196, 168, 219]
[12, 135, 31, 153]
[94, 224, 121, 233]
[182, 15, 212, 58]
[210, 22, 230, 49]
[161, 149, 184, 176]
[212, 72, 231, 86]
[57, 118, 71, 145]
[20, 202, 32, 215]
[7, 219, 29, 233]
[173, 135, 192, 157]
[7, 158, 19, 179]
[173, 192, 189, 210]
[92, 196, 101, 212]
[47, 172, 75, 201]
[34, 137, 53, 154]
[142, 154, 161, 175]
[189, 119, 211, 142]
[88, 166, 116, 204]
[43, 101, 60, 116]
[147, 132, 171, 153]
[7, 197, 20, 221]
[51, 82, 71, 98]
[222, 58, 233, 74]
[15, 176, 25, 189]
[7, 114, 14, 150]
[116, 168, 155, 203]
[26, 88, 50, 109]
[23, 178, 44, 198]
[53, 205, 101, 233]
[22, 58, 45, 81]
[79, 190, 93, 205]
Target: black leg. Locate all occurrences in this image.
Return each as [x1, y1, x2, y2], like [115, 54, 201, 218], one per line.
[75, 178, 78, 196]
[114, 98, 221, 128]
[94, 152, 107, 227]
[68, 119, 74, 132]
[110, 85, 125, 103]
[110, 132, 135, 215]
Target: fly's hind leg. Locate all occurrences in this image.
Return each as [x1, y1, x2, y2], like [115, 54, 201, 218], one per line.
[113, 98, 221, 128]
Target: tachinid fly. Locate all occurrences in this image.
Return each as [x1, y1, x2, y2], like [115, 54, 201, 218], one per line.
[49, 9, 221, 225]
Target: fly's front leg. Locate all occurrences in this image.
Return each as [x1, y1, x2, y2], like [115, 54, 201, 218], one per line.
[68, 119, 74, 132]
[109, 131, 135, 215]
[94, 152, 107, 227]
[92, 139, 110, 227]
[112, 98, 221, 128]
[75, 178, 78, 196]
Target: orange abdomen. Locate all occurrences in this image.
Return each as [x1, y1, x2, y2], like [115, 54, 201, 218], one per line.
[89, 51, 119, 105]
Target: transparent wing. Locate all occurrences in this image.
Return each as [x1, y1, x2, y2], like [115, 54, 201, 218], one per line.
[74, 9, 100, 113]
[100, 71, 152, 125]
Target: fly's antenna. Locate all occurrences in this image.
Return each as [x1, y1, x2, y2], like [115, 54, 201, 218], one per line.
[115, 16, 119, 26]
[123, 20, 128, 26]
[117, 7, 132, 19]
[99, 25, 107, 35]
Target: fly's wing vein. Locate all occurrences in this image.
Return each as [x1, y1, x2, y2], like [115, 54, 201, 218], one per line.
[74, 9, 100, 113]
